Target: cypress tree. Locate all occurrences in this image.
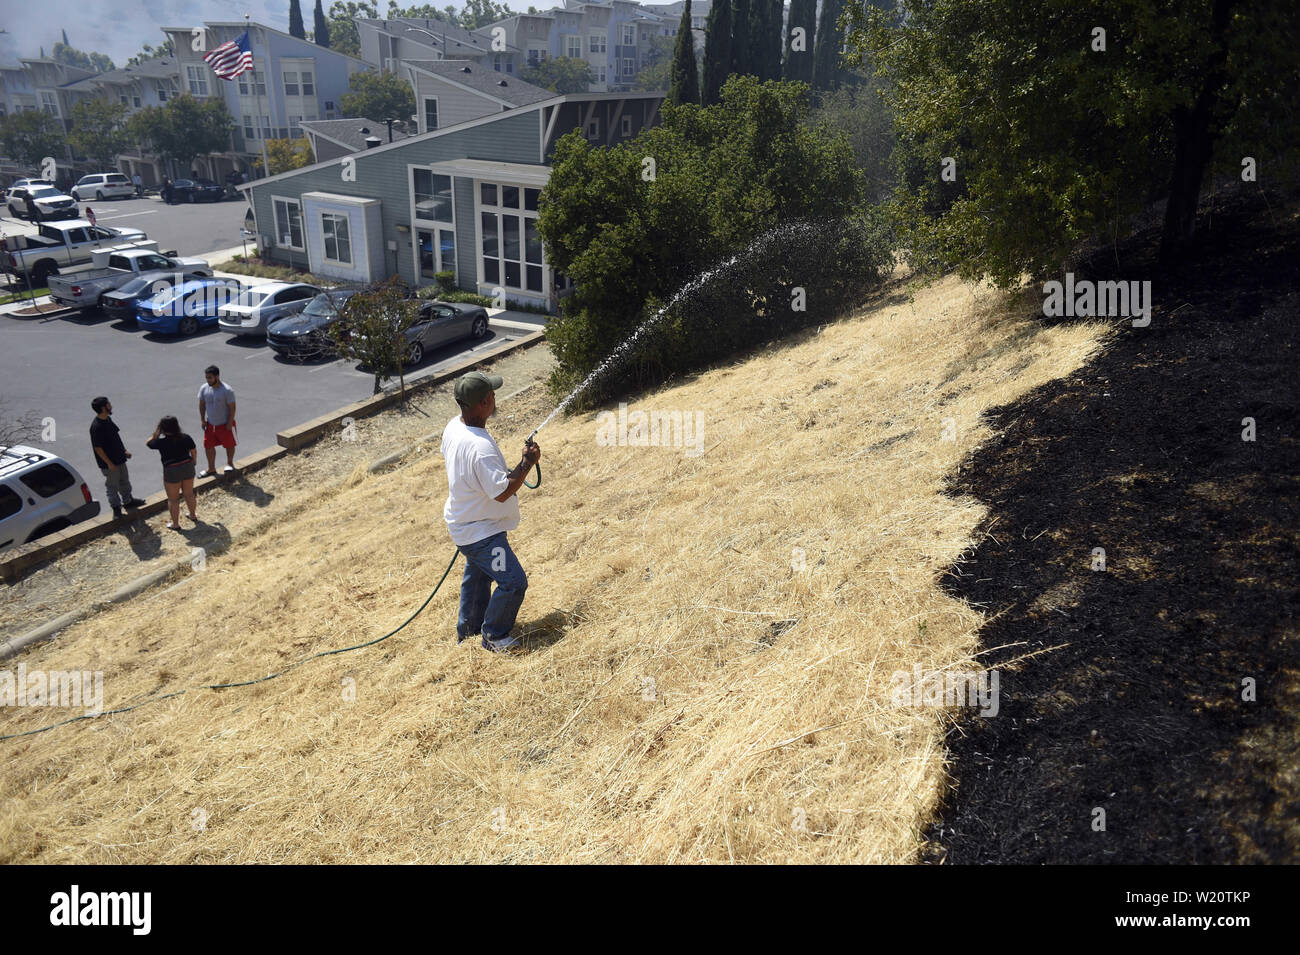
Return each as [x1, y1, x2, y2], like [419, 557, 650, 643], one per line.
[812, 0, 844, 91]
[314, 0, 331, 47]
[668, 0, 700, 106]
[749, 0, 769, 79]
[289, 0, 307, 39]
[730, 0, 751, 76]
[783, 0, 815, 83]
[701, 0, 733, 106]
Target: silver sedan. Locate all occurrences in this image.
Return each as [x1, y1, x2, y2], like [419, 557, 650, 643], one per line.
[217, 281, 322, 337]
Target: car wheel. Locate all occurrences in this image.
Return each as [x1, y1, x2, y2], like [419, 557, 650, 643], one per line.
[96, 191, 104, 201]
[471, 315, 488, 339]
[407, 341, 424, 365]
[178, 316, 200, 336]
[32, 262, 56, 287]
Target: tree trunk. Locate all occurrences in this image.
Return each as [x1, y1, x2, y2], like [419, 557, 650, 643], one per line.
[1159, 0, 1240, 264]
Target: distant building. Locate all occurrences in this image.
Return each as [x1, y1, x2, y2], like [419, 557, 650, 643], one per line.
[58, 58, 181, 183]
[241, 89, 665, 309]
[158, 20, 371, 180]
[299, 117, 412, 162]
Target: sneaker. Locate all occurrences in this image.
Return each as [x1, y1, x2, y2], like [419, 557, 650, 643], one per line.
[123, 498, 146, 508]
[481, 633, 522, 653]
[197, 469, 216, 479]
[111, 506, 123, 520]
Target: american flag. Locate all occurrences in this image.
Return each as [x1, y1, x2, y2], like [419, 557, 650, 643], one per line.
[203, 31, 253, 80]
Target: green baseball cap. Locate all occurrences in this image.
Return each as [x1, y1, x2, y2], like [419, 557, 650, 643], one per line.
[455, 371, 503, 406]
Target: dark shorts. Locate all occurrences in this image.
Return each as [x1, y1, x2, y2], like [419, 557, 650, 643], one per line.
[163, 461, 196, 484]
[204, 423, 236, 450]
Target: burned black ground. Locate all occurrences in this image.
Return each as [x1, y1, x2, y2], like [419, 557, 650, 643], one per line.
[929, 193, 1300, 863]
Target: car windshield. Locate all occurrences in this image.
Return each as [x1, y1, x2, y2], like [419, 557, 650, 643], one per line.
[29, 187, 60, 199]
[196, 180, 218, 187]
[232, 288, 272, 307]
[303, 291, 354, 317]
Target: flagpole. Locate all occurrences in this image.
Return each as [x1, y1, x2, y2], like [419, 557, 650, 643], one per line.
[247, 14, 271, 181]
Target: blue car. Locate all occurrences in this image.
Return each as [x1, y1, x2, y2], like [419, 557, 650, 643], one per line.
[136, 277, 243, 335]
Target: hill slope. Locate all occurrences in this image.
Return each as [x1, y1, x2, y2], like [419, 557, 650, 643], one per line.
[1, 272, 1109, 863]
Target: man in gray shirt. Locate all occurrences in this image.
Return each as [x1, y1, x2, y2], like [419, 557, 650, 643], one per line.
[198, 364, 238, 477]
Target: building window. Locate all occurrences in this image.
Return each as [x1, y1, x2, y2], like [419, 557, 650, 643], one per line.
[120, 96, 129, 106]
[423, 97, 438, 131]
[622, 24, 635, 46]
[186, 65, 209, 96]
[302, 70, 314, 96]
[321, 212, 352, 264]
[243, 115, 256, 140]
[39, 92, 59, 117]
[587, 116, 600, 140]
[413, 169, 452, 222]
[273, 197, 304, 249]
[283, 71, 299, 96]
[527, 49, 547, 67]
[589, 34, 606, 53]
[565, 35, 582, 58]
[621, 57, 635, 77]
[596, 65, 606, 84]
[239, 70, 267, 97]
[158, 88, 167, 102]
[133, 96, 142, 108]
[621, 114, 632, 137]
[480, 182, 544, 293]
[261, 114, 272, 140]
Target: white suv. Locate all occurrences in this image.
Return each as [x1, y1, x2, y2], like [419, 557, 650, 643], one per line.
[71, 173, 135, 201]
[0, 446, 100, 553]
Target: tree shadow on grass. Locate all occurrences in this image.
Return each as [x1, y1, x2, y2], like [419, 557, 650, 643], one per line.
[928, 194, 1300, 863]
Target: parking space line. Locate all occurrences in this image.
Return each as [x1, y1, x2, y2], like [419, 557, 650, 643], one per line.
[97, 211, 158, 221]
[309, 359, 346, 373]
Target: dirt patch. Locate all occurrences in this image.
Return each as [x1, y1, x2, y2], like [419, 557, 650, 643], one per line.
[929, 195, 1300, 863]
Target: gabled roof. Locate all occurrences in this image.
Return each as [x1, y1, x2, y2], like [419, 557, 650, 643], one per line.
[359, 17, 501, 55]
[299, 117, 413, 153]
[404, 60, 554, 108]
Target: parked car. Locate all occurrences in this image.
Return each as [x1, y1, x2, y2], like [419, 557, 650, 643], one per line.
[400, 300, 491, 365]
[168, 178, 225, 204]
[101, 272, 195, 324]
[217, 282, 321, 337]
[70, 173, 135, 201]
[5, 184, 78, 221]
[0, 221, 150, 287]
[0, 445, 99, 552]
[136, 276, 243, 336]
[267, 289, 360, 359]
[47, 248, 213, 310]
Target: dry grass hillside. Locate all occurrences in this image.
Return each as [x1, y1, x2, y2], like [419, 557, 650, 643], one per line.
[1, 271, 1111, 863]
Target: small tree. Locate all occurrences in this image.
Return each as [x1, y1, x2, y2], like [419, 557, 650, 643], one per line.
[340, 70, 416, 132]
[1, 111, 66, 169]
[325, 1, 379, 58]
[263, 137, 315, 175]
[668, 0, 700, 106]
[68, 100, 131, 169]
[0, 396, 42, 448]
[328, 280, 421, 396]
[520, 56, 594, 94]
[128, 95, 233, 178]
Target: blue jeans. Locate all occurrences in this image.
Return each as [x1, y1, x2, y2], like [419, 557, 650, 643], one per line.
[456, 532, 528, 642]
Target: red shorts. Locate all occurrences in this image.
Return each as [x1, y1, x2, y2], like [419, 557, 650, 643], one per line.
[204, 422, 236, 450]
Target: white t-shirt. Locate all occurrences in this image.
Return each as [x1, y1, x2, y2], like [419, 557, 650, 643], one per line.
[441, 415, 521, 546]
[199, 382, 236, 426]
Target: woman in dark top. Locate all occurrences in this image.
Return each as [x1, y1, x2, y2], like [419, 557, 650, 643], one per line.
[146, 415, 198, 530]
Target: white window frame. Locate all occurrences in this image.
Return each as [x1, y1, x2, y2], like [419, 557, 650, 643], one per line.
[621, 57, 635, 78]
[301, 69, 314, 96]
[475, 180, 547, 296]
[320, 211, 352, 265]
[423, 96, 439, 132]
[621, 24, 635, 46]
[589, 33, 606, 54]
[409, 164, 459, 284]
[587, 116, 601, 140]
[272, 195, 305, 251]
[565, 35, 582, 58]
[39, 91, 60, 117]
[621, 114, 632, 137]
[283, 70, 299, 97]
[186, 65, 209, 96]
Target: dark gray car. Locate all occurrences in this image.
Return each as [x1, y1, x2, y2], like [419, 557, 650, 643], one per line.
[402, 301, 490, 365]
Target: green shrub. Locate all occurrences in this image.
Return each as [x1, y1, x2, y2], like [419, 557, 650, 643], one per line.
[433, 269, 455, 291]
[213, 258, 335, 287]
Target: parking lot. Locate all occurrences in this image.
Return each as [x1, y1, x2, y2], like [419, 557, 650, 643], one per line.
[0, 190, 251, 260]
[0, 197, 545, 502]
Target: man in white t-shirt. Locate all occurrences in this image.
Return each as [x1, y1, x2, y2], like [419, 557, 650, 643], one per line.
[441, 371, 541, 652]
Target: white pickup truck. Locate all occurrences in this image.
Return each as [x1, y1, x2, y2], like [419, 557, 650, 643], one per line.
[0, 220, 148, 287]
[47, 248, 214, 310]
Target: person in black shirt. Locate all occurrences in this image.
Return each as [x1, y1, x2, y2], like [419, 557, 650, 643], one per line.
[89, 396, 145, 519]
[146, 415, 198, 530]
[23, 191, 41, 223]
